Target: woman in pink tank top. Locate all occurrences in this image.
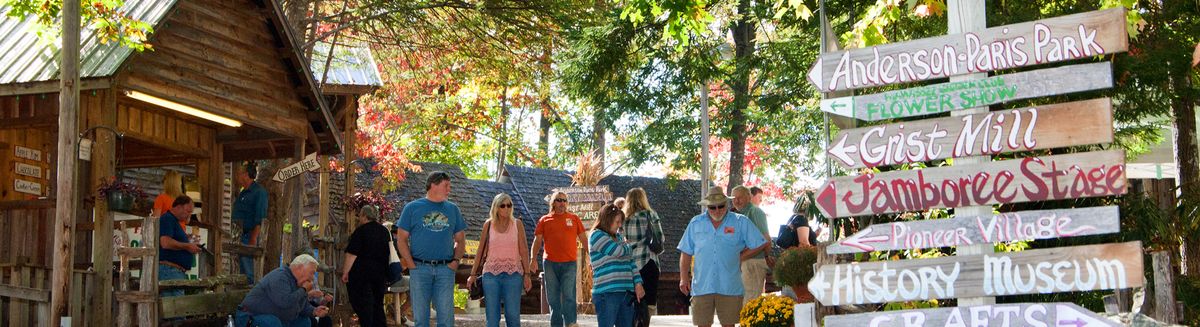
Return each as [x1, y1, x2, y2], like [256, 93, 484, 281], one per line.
[468, 193, 531, 327]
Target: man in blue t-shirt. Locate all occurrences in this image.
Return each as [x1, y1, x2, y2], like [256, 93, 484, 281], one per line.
[159, 195, 200, 297]
[395, 171, 466, 327]
[678, 186, 767, 327]
[233, 162, 268, 284]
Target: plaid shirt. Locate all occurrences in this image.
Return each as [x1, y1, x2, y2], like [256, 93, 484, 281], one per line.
[622, 209, 664, 270]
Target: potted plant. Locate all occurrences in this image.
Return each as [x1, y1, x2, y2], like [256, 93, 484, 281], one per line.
[773, 246, 819, 303]
[739, 294, 796, 327]
[97, 176, 148, 213]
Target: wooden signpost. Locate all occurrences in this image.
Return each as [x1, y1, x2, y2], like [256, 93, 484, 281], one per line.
[272, 152, 320, 182]
[827, 98, 1113, 169]
[814, 150, 1126, 218]
[825, 302, 1120, 327]
[820, 62, 1112, 121]
[808, 241, 1144, 306]
[827, 206, 1120, 254]
[807, 8, 1127, 93]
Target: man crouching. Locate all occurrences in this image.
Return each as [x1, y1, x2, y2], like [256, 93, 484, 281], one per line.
[236, 254, 331, 327]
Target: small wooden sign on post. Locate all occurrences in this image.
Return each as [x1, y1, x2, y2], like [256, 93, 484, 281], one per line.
[824, 302, 1120, 327]
[827, 206, 1121, 254]
[827, 98, 1114, 169]
[820, 62, 1113, 121]
[815, 150, 1127, 218]
[272, 152, 320, 182]
[809, 241, 1144, 306]
[807, 8, 1127, 92]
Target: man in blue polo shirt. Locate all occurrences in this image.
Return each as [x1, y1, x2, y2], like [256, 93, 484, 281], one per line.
[396, 171, 467, 327]
[159, 195, 200, 297]
[678, 186, 767, 327]
[233, 162, 268, 284]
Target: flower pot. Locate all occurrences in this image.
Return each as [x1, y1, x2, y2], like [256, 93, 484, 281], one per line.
[106, 191, 133, 212]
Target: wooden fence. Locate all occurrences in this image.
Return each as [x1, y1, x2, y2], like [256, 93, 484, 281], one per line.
[0, 264, 95, 327]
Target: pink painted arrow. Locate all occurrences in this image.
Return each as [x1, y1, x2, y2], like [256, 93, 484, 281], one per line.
[816, 181, 837, 218]
[839, 226, 890, 252]
[826, 134, 857, 167]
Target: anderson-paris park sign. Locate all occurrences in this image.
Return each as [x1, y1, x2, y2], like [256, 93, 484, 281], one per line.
[807, 8, 1126, 93]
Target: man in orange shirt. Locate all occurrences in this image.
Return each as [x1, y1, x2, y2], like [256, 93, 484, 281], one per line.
[529, 191, 589, 327]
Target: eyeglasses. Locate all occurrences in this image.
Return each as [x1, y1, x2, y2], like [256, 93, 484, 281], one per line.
[707, 204, 726, 210]
[499, 204, 513, 208]
[554, 198, 568, 203]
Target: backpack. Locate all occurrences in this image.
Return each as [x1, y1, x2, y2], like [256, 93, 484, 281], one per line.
[774, 215, 801, 248]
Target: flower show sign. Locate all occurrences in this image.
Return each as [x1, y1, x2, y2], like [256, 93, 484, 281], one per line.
[827, 98, 1113, 169]
[807, 8, 1127, 93]
[808, 241, 1144, 306]
[826, 206, 1120, 254]
[814, 150, 1126, 218]
[825, 302, 1119, 327]
[819, 62, 1112, 121]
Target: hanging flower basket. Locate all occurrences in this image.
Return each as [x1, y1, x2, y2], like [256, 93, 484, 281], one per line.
[97, 177, 148, 213]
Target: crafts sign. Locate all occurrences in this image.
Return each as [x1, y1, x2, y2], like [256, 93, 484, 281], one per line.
[808, 241, 1144, 306]
[827, 206, 1120, 254]
[824, 302, 1118, 327]
[815, 150, 1126, 218]
[827, 98, 1113, 169]
[807, 8, 1126, 93]
[820, 62, 1113, 121]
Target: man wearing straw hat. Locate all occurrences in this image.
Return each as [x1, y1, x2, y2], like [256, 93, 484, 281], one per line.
[677, 186, 767, 327]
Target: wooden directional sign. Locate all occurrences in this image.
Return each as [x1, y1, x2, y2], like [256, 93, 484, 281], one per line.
[828, 98, 1113, 169]
[807, 8, 1127, 92]
[808, 241, 1144, 306]
[815, 150, 1126, 218]
[825, 302, 1119, 327]
[820, 62, 1113, 121]
[272, 152, 320, 182]
[827, 206, 1120, 254]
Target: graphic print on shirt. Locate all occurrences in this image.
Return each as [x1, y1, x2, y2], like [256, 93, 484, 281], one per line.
[422, 211, 451, 232]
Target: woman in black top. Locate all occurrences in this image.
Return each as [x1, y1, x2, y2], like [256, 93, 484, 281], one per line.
[341, 205, 392, 327]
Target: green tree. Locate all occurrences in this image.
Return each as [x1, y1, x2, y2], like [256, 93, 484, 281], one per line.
[3, 0, 154, 51]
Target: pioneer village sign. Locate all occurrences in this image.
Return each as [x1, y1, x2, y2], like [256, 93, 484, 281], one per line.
[825, 302, 1120, 327]
[819, 62, 1113, 121]
[815, 150, 1127, 218]
[827, 98, 1113, 169]
[827, 206, 1120, 254]
[806, 8, 1127, 93]
[809, 241, 1143, 306]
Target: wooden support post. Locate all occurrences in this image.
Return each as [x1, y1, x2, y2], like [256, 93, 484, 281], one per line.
[200, 143, 225, 277]
[287, 141, 304, 257]
[88, 90, 117, 327]
[136, 213, 157, 325]
[51, 0, 81, 325]
[947, 0, 994, 308]
[263, 159, 286, 271]
[1153, 251, 1179, 323]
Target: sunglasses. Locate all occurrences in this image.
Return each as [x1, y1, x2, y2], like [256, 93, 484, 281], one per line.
[707, 204, 726, 210]
[499, 203, 513, 208]
[554, 198, 569, 203]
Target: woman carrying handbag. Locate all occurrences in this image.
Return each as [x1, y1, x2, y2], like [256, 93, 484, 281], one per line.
[467, 193, 532, 327]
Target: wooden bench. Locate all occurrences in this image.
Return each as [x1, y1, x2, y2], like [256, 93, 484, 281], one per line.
[388, 277, 410, 325]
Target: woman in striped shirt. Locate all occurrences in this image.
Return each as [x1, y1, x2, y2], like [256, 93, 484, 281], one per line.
[589, 203, 645, 327]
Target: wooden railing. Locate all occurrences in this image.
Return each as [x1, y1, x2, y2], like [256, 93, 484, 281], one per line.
[0, 264, 94, 327]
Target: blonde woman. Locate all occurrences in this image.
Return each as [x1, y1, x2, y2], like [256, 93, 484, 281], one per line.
[621, 188, 665, 327]
[468, 193, 532, 327]
[153, 170, 187, 230]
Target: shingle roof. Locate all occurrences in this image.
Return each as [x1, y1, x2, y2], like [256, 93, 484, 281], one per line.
[0, 0, 178, 84]
[469, 179, 537, 245]
[501, 164, 704, 273]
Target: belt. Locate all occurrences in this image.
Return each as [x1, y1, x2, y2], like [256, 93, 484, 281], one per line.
[414, 258, 455, 265]
[159, 261, 186, 272]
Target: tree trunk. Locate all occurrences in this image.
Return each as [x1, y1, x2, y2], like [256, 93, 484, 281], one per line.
[497, 86, 508, 181]
[540, 101, 552, 156]
[726, 0, 756, 190]
[593, 107, 606, 167]
[1172, 62, 1199, 276]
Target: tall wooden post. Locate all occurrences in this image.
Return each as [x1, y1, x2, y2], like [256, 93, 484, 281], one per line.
[51, 1, 82, 326]
[947, 0, 994, 307]
[87, 90, 117, 327]
[1153, 251, 1179, 323]
[200, 143, 225, 275]
[288, 141, 305, 257]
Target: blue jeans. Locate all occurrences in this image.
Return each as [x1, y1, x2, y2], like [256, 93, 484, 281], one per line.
[239, 230, 256, 284]
[594, 292, 635, 327]
[409, 263, 456, 327]
[482, 272, 523, 327]
[158, 263, 187, 297]
[543, 260, 577, 327]
[234, 310, 311, 327]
